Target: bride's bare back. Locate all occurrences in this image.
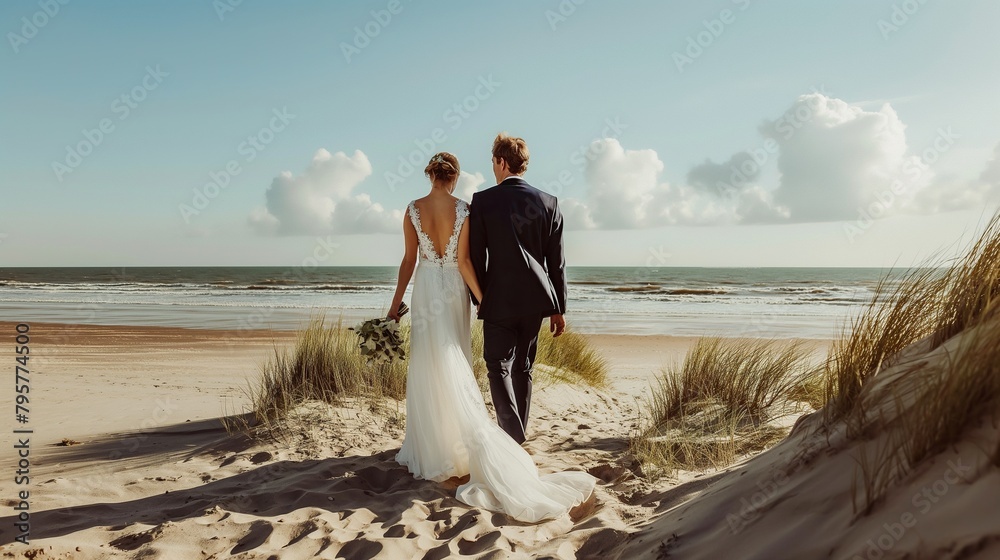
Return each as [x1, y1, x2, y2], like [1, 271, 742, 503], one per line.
[411, 195, 461, 258]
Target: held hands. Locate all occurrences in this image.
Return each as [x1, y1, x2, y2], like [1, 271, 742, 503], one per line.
[549, 314, 566, 337]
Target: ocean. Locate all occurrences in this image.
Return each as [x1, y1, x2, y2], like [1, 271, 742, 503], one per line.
[0, 266, 900, 338]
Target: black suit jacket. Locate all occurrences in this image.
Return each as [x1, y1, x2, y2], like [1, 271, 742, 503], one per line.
[469, 176, 567, 322]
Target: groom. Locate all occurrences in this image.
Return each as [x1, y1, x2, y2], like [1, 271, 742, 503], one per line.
[469, 132, 567, 445]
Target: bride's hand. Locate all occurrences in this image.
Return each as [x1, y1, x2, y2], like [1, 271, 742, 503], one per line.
[387, 305, 401, 322]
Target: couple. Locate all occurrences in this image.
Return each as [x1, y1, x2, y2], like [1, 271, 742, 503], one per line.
[386, 133, 596, 523]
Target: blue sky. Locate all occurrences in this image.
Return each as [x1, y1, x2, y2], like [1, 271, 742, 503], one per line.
[2, 0, 998, 267]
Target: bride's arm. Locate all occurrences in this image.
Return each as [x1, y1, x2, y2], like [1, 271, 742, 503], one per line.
[457, 219, 484, 304]
[388, 208, 418, 321]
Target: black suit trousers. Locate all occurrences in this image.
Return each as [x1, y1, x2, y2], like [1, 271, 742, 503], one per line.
[482, 313, 544, 444]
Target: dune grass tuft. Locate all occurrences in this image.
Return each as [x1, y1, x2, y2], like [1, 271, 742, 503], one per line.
[228, 313, 407, 436]
[931, 213, 1000, 345]
[631, 337, 817, 476]
[535, 327, 610, 388]
[822, 266, 945, 429]
[825, 213, 1000, 430]
[815, 212, 1000, 513]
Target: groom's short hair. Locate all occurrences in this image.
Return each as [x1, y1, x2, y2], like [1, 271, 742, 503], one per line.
[492, 132, 529, 175]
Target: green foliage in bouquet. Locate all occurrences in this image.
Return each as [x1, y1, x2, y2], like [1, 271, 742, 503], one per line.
[350, 302, 409, 366]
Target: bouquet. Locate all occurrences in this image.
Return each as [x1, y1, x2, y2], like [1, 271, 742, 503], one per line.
[349, 302, 409, 366]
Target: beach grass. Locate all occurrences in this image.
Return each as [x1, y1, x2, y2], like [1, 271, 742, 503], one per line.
[224, 314, 407, 436]
[535, 326, 610, 389]
[631, 337, 816, 476]
[835, 213, 1000, 513]
[820, 266, 945, 432]
[231, 312, 608, 436]
[931, 213, 1000, 344]
[628, 213, 1000, 495]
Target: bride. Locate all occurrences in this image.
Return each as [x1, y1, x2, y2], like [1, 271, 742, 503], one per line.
[386, 151, 596, 523]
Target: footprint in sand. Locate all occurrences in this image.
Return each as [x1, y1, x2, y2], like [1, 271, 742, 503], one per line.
[337, 538, 384, 559]
[457, 530, 506, 555]
[229, 519, 273, 555]
[109, 525, 164, 552]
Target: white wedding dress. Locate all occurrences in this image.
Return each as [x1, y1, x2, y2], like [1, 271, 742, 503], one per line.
[395, 197, 596, 523]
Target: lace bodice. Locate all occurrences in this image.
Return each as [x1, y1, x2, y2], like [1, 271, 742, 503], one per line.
[407, 198, 470, 266]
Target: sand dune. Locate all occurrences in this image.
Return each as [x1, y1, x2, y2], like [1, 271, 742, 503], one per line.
[605, 326, 1000, 560]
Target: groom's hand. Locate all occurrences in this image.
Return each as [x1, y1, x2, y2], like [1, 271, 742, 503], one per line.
[549, 314, 566, 337]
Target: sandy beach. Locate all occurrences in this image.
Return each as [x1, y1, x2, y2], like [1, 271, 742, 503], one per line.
[0, 320, 831, 558]
[2, 313, 999, 560]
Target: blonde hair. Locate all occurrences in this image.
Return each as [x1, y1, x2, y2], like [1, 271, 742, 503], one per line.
[492, 132, 529, 174]
[424, 152, 460, 183]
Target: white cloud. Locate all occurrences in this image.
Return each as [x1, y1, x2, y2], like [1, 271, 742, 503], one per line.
[563, 94, 998, 230]
[981, 143, 1000, 186]
[583, 140, 662, 228]
[251, 109, 999, 237]
[563, 139, 759, 229]
[561, 198, 596, 230]
[896, 141, 1000, 215]
[734, 185, 790, 224]
[686, 151, 761, 196]
[457, 171, 486, 201]
[758, 93, 927, 222]
[249, 149, 401, 235]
